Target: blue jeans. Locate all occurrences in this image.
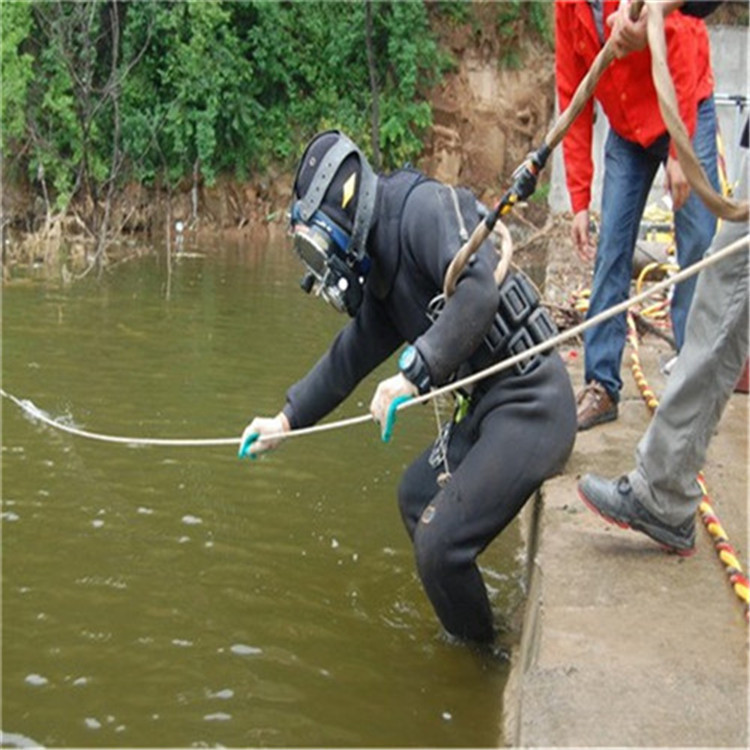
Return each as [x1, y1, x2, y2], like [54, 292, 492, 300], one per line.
[584, 96, 719, 400]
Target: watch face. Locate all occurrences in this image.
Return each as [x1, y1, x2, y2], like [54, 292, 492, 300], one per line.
[399, 346, 415, 370]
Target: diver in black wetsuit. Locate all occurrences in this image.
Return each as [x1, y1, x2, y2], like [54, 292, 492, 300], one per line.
[241, 130, 577, 644]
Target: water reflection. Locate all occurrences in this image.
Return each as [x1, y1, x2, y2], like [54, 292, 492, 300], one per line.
[2, 238, 524, 747]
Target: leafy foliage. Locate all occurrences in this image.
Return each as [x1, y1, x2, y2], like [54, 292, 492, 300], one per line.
[1, 2, 35, 151]
[120, 1, 256, 186]
[432, 1, 472, 25]
[3, 0, 441, 208]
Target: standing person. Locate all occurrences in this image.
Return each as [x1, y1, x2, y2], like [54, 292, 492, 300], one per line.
[555, 0, 720, 430]
[239, 130, 577, 645]
[577, 0, 749, 555]
[578, 133, 747, 555]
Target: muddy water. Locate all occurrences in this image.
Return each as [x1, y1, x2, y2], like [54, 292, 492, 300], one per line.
[2, 239, 525, 748]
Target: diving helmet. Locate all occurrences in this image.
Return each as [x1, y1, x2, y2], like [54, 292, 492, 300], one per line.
[289, 130, 377, 316]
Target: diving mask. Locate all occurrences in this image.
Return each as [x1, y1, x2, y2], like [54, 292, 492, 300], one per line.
[290, 208, 369, 316]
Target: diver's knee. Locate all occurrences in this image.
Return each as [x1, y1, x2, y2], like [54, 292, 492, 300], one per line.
[413, 513, 453, 583]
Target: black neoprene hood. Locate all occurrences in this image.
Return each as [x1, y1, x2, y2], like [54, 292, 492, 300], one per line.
[291, 130, 378, 261]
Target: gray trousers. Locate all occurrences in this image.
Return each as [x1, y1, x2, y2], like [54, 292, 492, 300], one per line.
[630, 152, 749, 525]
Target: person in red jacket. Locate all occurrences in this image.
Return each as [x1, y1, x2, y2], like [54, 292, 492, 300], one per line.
[555, 0, 719, 430]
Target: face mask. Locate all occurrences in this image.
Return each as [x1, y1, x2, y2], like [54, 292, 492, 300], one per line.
[290, 208, 369, 316]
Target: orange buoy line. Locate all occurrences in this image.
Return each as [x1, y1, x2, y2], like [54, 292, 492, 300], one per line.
[626, 313, 660, 413]
[696, 474, 750, 622]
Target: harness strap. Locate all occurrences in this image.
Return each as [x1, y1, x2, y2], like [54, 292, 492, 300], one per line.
[298, 137, 356, 222]
[351, 161, 377, 259]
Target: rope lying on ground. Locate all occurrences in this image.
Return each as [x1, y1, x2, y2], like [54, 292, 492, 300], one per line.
[3, 234, 748, 448]
[696, 475, 750, 623]
[626, 314, 749, 623]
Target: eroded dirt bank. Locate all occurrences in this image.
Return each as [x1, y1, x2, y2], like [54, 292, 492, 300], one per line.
[2, 22, 557, 279]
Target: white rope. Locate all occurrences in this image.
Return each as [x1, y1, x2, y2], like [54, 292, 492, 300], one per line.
[4, 233, 747, 449]
[0, 390, 239, 447]
[410, 233, 749, 408]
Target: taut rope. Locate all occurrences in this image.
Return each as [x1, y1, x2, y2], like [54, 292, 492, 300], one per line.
[4, 234, 747, 448]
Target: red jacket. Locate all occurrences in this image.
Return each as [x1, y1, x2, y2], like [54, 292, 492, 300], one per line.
[555, 0, 713, 213]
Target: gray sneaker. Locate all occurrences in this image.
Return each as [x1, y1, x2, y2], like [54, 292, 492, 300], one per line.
[578, 474, 696, 556]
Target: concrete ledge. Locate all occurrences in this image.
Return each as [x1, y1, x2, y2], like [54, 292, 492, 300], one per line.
[502, 342, 748, 747]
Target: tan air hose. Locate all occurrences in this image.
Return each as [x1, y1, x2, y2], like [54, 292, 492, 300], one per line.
[645, 5, 748, 222]
[442, 0, 748, 299]
[492, 220, 513, 286]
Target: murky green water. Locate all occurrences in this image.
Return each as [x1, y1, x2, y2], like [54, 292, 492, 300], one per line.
[2, 239, 525, 748]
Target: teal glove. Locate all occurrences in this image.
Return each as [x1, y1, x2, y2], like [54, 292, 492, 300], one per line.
[238, 431, 260, 459]
[381, 395, 413, 443]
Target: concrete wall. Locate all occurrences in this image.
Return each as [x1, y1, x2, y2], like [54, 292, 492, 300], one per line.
[549, 26, 749, 214]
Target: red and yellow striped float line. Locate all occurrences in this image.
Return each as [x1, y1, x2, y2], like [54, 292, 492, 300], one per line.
[627, 313, 660, 413]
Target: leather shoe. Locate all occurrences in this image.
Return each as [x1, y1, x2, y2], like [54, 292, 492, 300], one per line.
[576, 381, 617, 431]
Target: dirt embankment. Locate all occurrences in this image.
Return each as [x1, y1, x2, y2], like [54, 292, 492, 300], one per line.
[419, 12, 555, 205]
[2, 12, 557, 276]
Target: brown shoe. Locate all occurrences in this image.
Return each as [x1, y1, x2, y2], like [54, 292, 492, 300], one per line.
[576, 381, 617, 431]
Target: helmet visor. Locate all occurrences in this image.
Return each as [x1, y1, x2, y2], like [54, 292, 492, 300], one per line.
[292, 223, 330, 281]
[289, 209, 364, 316]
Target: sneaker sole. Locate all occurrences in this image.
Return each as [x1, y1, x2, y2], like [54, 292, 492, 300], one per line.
[577, 487, 696, 557]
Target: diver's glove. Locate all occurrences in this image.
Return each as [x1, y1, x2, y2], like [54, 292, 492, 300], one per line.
[238, 413, 290, 459]
[370, 373, 417, 442]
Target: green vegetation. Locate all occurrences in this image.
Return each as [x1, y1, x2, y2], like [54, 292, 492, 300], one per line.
[1, 0, 554, 255]
[2, 0, 442, 208]
[433, 1, 472, 25]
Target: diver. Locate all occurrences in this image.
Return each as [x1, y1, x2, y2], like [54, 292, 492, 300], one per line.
[240, 130, 577, 644]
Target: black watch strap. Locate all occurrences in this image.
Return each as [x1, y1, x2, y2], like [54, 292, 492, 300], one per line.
[398, 345, 432, 395]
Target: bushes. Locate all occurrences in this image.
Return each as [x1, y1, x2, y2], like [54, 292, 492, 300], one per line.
[2, 0, 557, 236]
[2, 0, 441, 214]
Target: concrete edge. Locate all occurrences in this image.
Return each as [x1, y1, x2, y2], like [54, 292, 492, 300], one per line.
[502, 488, 544, 747]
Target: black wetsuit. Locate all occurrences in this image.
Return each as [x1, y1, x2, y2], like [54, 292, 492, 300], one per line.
[283, 171, 577, 642]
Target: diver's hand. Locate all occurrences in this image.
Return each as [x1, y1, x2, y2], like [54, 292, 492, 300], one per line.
[238, 412, 290, 459]
[370, 373, 417, 438]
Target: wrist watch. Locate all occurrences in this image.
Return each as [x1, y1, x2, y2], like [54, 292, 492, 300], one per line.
[398, 345, 431, 394]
